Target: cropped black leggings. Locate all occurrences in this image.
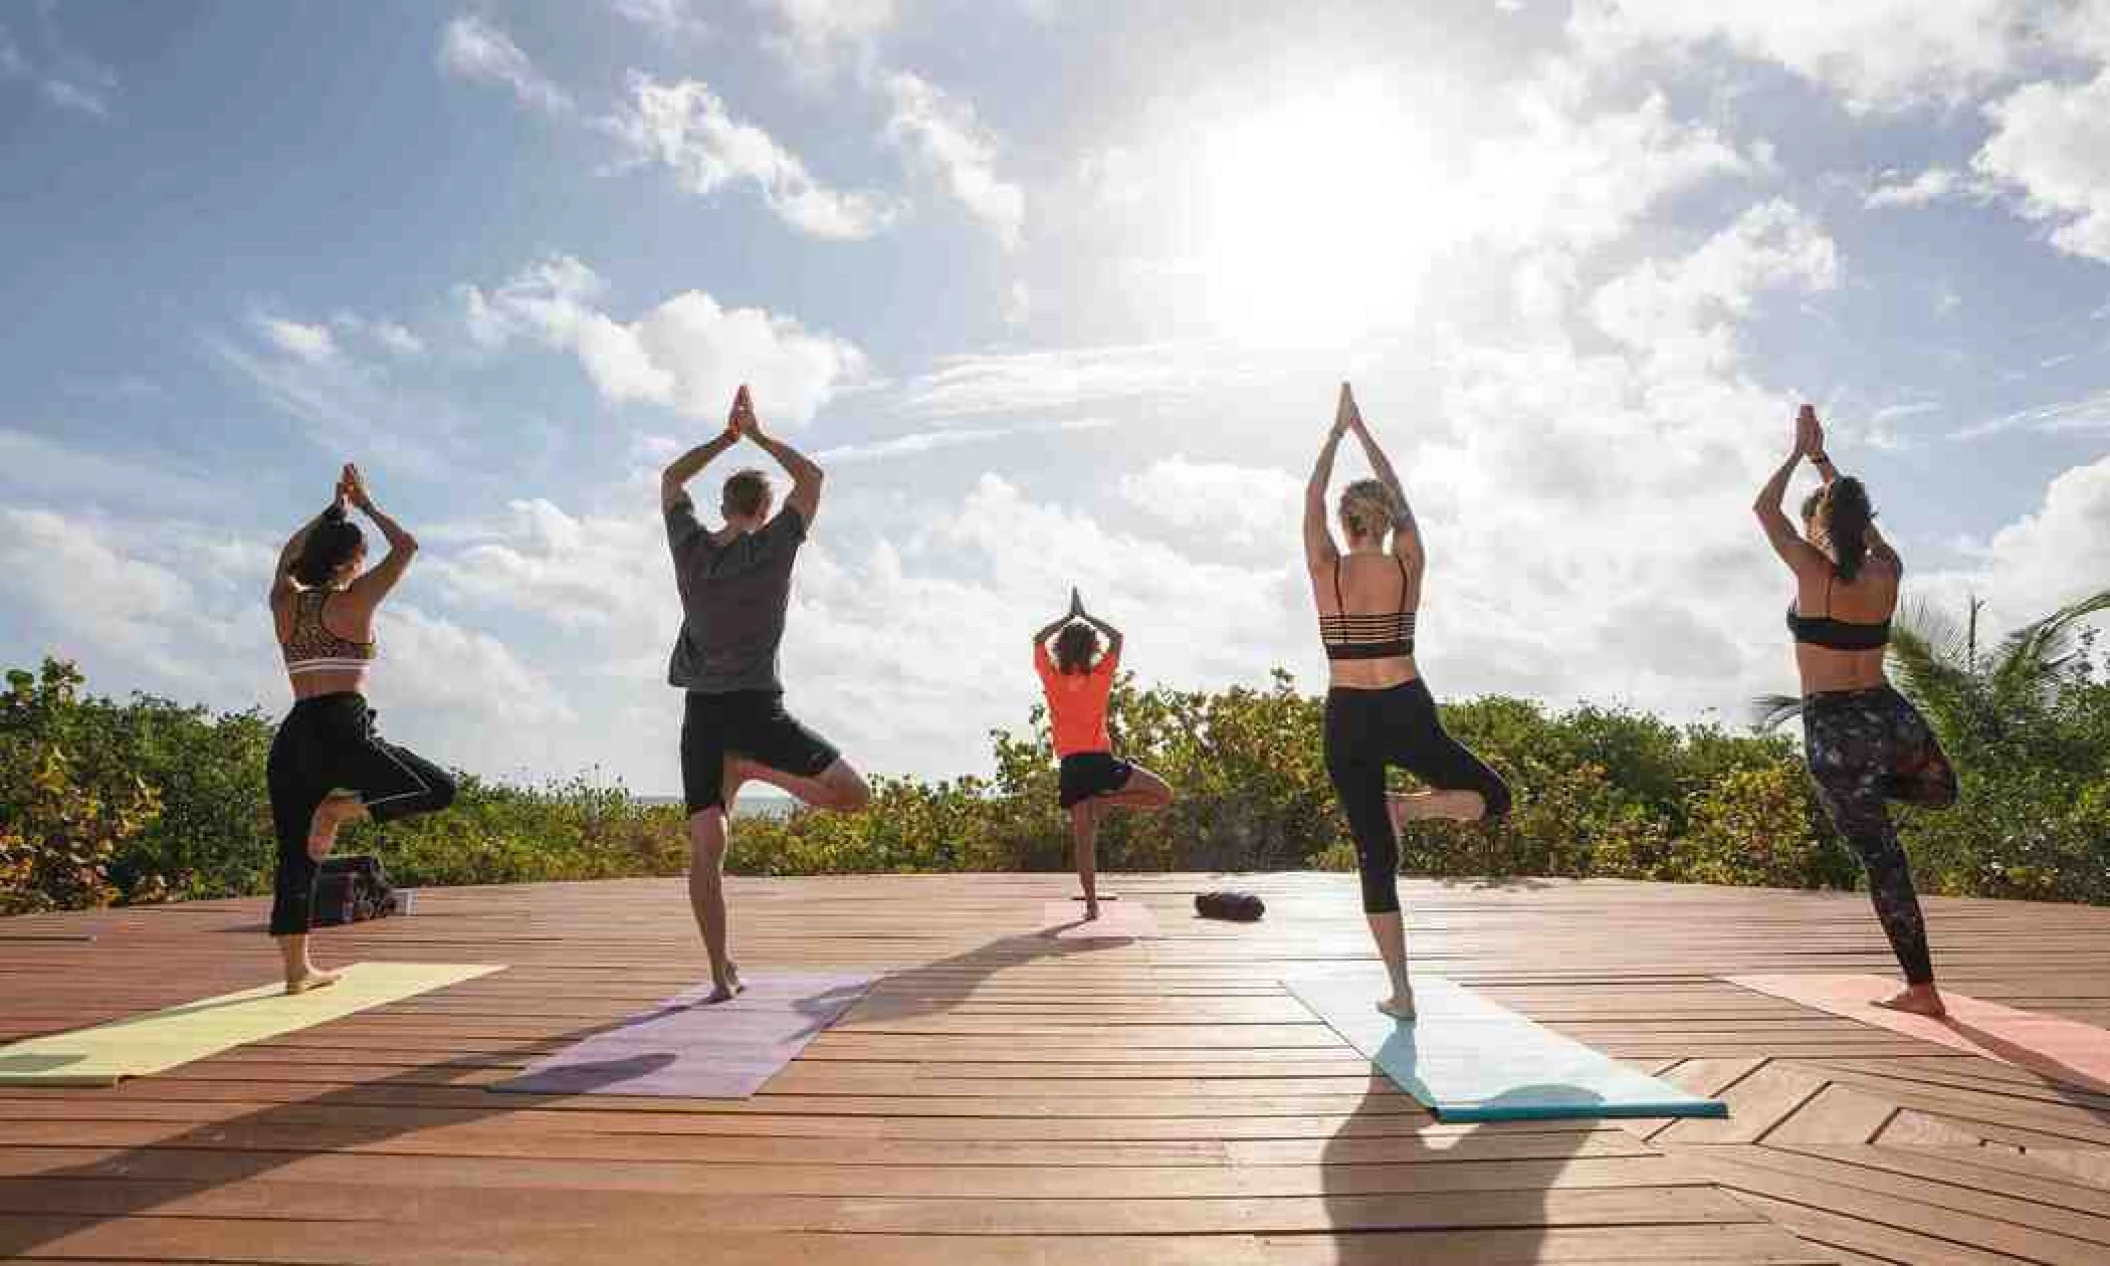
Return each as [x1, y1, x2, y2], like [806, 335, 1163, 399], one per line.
[1325, 678, 1513, 914]
[266, 693, 457, 936]
[1802, 685, 1958, 985]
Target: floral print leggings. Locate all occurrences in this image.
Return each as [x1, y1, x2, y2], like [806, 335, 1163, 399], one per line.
[1802, 685, 1959, 985]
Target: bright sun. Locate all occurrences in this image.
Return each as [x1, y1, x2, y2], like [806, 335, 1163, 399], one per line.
[1190, 78, 1451, 339]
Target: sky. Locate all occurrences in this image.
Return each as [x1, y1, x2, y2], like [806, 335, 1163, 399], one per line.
[3, 0, 2108, 794]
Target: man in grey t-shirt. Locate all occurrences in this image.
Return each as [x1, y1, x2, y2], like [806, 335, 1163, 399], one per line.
[662, 385, 871, 1003]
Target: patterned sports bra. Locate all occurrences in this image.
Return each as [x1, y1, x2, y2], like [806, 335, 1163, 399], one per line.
[1320, 556, 1417, 661]
[281, 588, 376, 677]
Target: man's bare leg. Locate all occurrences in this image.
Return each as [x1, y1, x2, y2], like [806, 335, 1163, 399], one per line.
[1070, 801, 1100, 920]
[734, 756, 873, 813]
[1366, 910, 1415, 1021]
[686, 807, 743, 1004]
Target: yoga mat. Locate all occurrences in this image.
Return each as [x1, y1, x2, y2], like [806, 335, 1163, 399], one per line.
[1039, 899, 1160, 940]
[0, 962, 503, 1087]
[1285, 972, 1727, 1122]
[1731, 974, 2110, 1093]
[492, 970, 877, 1099]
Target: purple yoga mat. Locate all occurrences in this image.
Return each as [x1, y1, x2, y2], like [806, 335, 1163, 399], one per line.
[491, 970, 876, 1099]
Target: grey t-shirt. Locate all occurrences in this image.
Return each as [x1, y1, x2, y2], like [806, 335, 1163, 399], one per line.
[664, 496, 807, 694]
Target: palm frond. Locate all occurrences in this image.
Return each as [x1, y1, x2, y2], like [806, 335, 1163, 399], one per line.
[1989, 589, 2110, 704]
[1748, 693, 1805, 732]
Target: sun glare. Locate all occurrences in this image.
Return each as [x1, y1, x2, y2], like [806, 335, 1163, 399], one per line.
[1191, 78, 1451, 339]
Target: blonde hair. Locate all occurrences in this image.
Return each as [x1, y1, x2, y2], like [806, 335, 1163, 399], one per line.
[1338, 478, 1401, 543]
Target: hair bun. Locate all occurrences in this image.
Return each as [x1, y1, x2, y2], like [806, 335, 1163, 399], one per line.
[323, 503, 348, 523]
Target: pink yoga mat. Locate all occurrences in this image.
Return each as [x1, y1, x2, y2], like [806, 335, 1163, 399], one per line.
[491, 970, 876, 1099]
[1039, 899, 1160, 940]
[1731, 974, 2110, 1093]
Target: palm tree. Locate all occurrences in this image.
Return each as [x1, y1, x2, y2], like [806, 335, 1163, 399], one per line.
[1753, 589, 2110, 747]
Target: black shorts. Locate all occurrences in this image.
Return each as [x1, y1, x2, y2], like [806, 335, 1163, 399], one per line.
[681, 690, 841, 815]
[1058, 751, 1134, 809]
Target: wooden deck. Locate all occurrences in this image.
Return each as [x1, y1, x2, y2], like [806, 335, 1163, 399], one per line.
[2, 872, 2108, 1264]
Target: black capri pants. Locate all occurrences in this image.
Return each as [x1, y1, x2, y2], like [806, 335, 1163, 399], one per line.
[1325, 678, 1512, 914]
[266, 693, 457, 936]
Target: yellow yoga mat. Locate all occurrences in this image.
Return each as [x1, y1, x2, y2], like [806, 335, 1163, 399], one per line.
[0, 961, 503, 1087]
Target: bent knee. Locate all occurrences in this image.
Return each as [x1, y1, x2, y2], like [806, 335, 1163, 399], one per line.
[428, 772, 460, 812]
[827, 769, 873, 813]
[1479, 778, 1513, 821]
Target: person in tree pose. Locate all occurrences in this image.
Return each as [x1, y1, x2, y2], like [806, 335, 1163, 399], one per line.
[1031, 590, 1174, 920]
[1755, 404, 1958, 1017]
[663, 385, 871, 1002]
[1307, 383, 1511, 1021]
[267, 463, 457, 993]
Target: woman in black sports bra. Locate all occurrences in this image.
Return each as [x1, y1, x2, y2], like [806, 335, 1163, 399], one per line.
[265, 464, 457, 993]
[1306, 384, 1510, 1022]
[1756, 406, 1957, 1017]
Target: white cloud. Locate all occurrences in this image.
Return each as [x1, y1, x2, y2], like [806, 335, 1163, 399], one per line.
[257, 317, 338, 364]
[0, 25, 25, 79]
[604, 74, 896, 240]
[1591, 200, 1840, 371]
[1005, 281, 1031, 327]
[0, 17, 117, 119]
[438, 15, 573, 115]
[1973, 65, 2110, 264]
[884, 71, 1025, 248]
[0, 429, 220, 509]
[0, 507, 203, 669]
[756, 0, 896, 82]
[1918, 454, 2110, 633]
[1569, 0, 2035, 113]
[1954, 387, 2110, 439]
[1118, 457, 1302, 548]
[896, 343, 1285, 420]
[610, 0, 710, 40]
[461, 254, 869, 428]
[375, 605, 575, 725]
[1866, 166, 1970, 209]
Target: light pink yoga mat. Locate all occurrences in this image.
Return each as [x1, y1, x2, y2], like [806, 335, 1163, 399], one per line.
[1039, 899, 1160, 940]
[1731, 974, 2110, 1092]
[490, 970, 876, 1099]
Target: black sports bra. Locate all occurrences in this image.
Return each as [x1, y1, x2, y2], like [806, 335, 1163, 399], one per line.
[1321, 556, 1416, 661]
[1787, 574, 1890, 651]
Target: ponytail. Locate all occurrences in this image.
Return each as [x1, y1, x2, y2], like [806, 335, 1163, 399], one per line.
[1824, 478, 1873, 582]
[291, 509, 365, 587]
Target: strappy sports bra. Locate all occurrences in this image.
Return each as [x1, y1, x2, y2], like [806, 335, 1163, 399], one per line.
[1321, 556, 1416, 661]
[1787, 573, 1890, 651]
[282, 588, 376, 676]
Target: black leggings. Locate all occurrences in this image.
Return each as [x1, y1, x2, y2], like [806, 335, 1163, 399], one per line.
[266, 693, 457, 936]
[1802, 685, 1958, 985]
[1325, 678, 1512, 914]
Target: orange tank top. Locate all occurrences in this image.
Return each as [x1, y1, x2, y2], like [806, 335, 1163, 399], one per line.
[1035, 644, 1118, 758]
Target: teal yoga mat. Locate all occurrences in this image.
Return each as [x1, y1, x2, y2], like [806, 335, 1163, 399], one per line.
[1284, 972, 1726, 1123]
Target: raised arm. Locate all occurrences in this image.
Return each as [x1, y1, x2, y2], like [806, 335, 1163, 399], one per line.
[660, 404, 742, 510]
[737, 386, 825, 528]
[340, 464, 419, 606]
[269, 487, 345, 603]
[1305, 406, 1346, 575]
[1342, 384, 1424, 569]
[1753, 407, 1827, 574]
[1078, 606, 1124, 663]
[1806, 412, 1899, 571]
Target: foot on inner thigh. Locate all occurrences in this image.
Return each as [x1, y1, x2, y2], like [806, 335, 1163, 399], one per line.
[1872, 983, 1945, 1018]
[306, 795, 360, 861]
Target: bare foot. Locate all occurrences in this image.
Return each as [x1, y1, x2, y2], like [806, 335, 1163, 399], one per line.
[1377, 992, 1417, 1022]
[1873, 984, 1946, 1018]
[1084, 900, 1100, 921]
[306, 796, 359, 861]
[702, 963, 746, 1005]
[285, 968, 341, 996]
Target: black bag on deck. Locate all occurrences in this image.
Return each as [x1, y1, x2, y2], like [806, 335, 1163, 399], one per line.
[311, 854, 401, 927]
[1195, 891, 1265, 922]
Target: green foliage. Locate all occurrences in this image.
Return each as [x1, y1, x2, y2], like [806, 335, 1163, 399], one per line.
[3, 642, 2106, 915]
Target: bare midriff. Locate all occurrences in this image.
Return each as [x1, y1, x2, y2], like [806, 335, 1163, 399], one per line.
[1795, 644, 1887, 696]
[1327, 654, 1419, 692]
[288, 667, 370, 701]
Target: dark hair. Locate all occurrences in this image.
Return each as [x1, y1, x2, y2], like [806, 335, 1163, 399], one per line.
[291, 510, 365, 587]
[1051, 622, 1100, 675]
[1819, 477, 1874, 582]
[723, 469, 772, 519]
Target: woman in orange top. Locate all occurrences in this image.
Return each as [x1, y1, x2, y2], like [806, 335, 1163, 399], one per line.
[1032, 589, 1174, 920]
